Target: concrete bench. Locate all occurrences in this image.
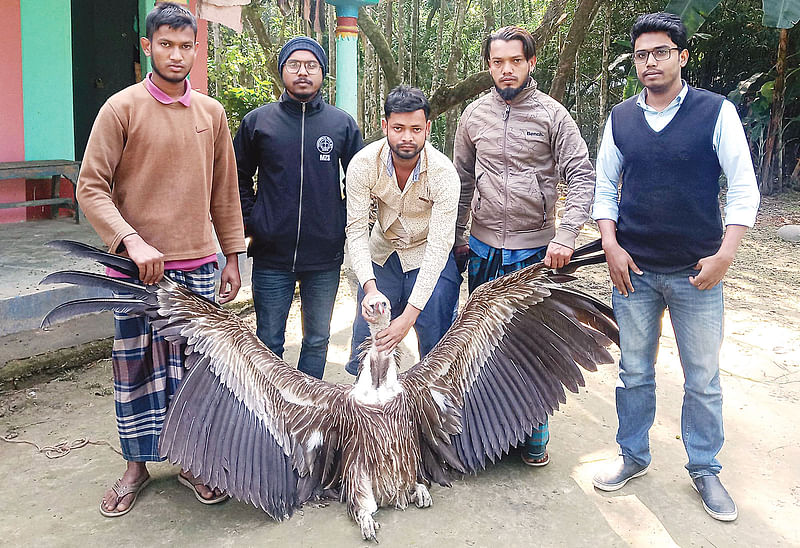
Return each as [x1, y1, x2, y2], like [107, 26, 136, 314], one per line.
[0, 160, 81, 223]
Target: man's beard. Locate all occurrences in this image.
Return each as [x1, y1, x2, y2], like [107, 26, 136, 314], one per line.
[152, 63, 188, 84]
[389, 141, 423, 161]
[291, 90, 317, 102]
[495, 77, 530, 101]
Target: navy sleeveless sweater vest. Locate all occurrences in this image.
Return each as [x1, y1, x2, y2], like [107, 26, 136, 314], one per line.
[612, 86, 725, 272]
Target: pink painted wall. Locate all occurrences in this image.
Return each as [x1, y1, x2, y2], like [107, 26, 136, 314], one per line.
[0, 1, 26, 223]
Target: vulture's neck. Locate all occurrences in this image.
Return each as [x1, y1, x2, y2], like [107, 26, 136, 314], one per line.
[351, 312, 402, 404]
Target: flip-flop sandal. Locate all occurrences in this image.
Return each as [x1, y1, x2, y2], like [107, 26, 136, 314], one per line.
[99, 476, 152, 517]
[178, 474, 229, 505]
[522, 450, 550, 467]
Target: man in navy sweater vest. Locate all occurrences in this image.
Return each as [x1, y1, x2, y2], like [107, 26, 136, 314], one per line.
[591, 13, 760, 521]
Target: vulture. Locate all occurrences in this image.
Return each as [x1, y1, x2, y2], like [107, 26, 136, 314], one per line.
[41, 239, 617, 541]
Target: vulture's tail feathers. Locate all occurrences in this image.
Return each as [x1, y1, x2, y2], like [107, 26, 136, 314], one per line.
[47, 239, 139, 279]
[42, 298, 148, 329]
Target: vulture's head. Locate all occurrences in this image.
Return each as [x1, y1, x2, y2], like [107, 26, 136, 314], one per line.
[351, 295, 402, 402]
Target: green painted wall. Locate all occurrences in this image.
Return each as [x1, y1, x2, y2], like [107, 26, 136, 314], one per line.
[139, 0, 155, 74]
[21, 0, 74, 161]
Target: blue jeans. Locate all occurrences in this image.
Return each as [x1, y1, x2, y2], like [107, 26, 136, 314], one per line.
[612, 268, 724, 478]
[251, 267, 340, 379]
[346, 252, 461, 375]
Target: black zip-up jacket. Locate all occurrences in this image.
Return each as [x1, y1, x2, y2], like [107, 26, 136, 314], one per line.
[234, 91, 364, 271]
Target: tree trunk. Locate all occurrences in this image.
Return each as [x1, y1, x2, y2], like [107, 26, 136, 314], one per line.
[397, 0, 406, 81]
[760, 28, 789, 195]
[791, 157, 800, 190]
[410, 0, 420, 85]
[482, 0, 495, 37]
[549, 0, 602, 103]
[211, 22, 220, 97]
[328, 4, 336, 105]
[358, 7, 401, 91]
[574, 49, 580, 125]
[596, 1, 610, 155]
[358, 31, 366, 130]
[241, 4, 283, 100]
[532, 0, 568, 52]
[443, 0, 468, 156]
[435, 0, 446, 86]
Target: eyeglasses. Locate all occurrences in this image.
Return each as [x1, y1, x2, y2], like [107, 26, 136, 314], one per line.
[633, 47, 681, 64]
[284, 60, 321, 74]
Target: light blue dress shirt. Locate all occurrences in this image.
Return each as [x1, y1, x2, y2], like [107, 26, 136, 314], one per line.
[592, 82, 760, 227]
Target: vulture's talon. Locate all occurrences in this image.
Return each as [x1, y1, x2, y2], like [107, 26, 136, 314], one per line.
[411, 483, 433, 508]
[358, 510, 379, 542]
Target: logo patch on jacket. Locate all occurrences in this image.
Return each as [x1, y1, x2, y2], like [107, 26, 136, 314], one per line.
[526, 130, 544, 137]
[317, 136, 333, 161]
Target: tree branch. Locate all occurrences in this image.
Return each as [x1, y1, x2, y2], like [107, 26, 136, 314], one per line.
[242, 3, 283, 100]
[429, 71, 493, 118]
[428, 0, 570, 118]
[549, 0, 602, 103]
[358, 7, 401, 91]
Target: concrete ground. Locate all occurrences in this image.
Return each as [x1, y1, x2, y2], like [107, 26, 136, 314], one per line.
[1, 259, 798, 547]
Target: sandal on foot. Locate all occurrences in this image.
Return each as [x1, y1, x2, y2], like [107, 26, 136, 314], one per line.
[99, 476, 152, 517]
[522, 451, 550, 467]
[178, 474, 229, 505]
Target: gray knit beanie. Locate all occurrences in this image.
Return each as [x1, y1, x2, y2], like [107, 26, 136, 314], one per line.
[278, 36, 328, 78]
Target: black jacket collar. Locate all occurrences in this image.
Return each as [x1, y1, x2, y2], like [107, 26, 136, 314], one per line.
[279, 90, 326, 114]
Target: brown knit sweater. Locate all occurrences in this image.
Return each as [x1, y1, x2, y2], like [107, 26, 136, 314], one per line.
[77, 80, 245, 261]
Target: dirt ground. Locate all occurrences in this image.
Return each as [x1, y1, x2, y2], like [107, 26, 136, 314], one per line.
[1, 192, 798, 547]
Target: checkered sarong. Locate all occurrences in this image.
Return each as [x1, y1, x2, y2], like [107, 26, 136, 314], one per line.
[111, 263, 215, 461]
[467, 246, 550, 456]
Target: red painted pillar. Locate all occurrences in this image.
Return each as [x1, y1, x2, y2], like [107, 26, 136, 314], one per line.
[188, 0, 208, 94]
[0, 1, 26, 223]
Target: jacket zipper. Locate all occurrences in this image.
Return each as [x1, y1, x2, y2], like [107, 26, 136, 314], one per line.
[292, 103, 306, 272]
[501, 103, 510, 246]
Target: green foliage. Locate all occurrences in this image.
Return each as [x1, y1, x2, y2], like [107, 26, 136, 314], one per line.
[762, 0, 800, 28]
[208, 25, 277, 132]
[729, 60, 800, 176]
[664, 0, 722, 36]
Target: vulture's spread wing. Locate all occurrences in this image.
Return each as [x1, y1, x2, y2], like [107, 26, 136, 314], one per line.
[400, 261, 618, 477]
[41, 241, 346, 520]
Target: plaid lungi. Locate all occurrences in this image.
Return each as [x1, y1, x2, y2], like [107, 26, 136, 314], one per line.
[467, 245, 550, 456]
[111, 263, 215, 461]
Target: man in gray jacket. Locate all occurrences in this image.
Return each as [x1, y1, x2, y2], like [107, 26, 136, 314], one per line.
[453, 25, 595, 467]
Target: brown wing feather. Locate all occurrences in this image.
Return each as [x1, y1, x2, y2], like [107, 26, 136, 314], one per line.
[42, 248, 348, 518]
[400, 263, 618, 476]
[152, 283, 351, 518]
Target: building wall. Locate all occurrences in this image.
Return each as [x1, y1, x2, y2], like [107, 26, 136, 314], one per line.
[20, 0, 74, 162]
[0, 1, 26, 223]
[1, 0, 210, 224]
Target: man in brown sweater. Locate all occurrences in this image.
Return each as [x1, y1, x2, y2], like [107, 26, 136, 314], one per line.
[76, 3, 245, 517]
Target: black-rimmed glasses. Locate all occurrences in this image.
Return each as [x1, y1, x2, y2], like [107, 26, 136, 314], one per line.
[633, 47, 681, 64]
[285, 60, 321, 74]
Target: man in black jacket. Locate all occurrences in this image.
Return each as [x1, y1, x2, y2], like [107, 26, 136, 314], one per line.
[234, 37, 364, 379]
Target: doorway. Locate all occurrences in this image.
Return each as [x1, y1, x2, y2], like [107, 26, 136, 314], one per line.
[71, 0, 139, 160]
